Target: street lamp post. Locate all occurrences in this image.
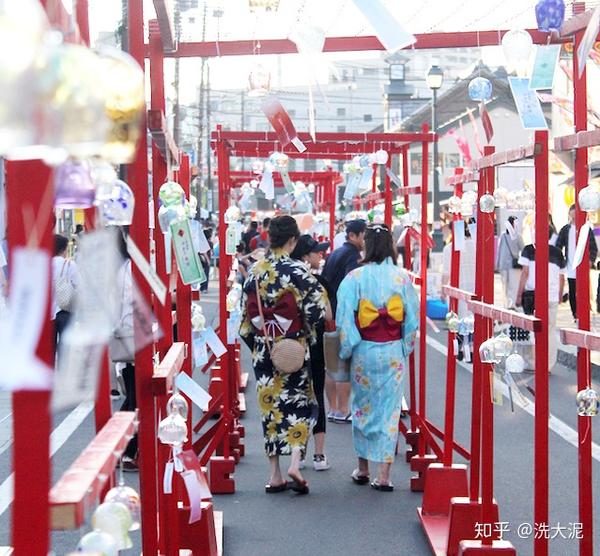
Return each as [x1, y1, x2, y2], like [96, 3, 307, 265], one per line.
[426, 65, 444, 251]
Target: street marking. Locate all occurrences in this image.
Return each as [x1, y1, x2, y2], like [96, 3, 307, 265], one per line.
[425, 334, 600, 462]
[0, 401, 94, 517]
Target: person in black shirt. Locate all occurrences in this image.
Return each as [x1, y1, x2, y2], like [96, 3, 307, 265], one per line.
[321, 219, 366, 423]
[291, 234, 332, 471]
[241, 221, 259, 255]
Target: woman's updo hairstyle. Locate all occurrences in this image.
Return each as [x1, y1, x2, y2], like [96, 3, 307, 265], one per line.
[362, 223, 397, 265]
[268, 215, 300, 249]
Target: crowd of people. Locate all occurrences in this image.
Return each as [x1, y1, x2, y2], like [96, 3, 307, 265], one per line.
[238, 215, 419, 493]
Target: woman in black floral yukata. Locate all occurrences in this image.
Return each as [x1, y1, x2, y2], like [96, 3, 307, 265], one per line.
[240, 215, 328, 495]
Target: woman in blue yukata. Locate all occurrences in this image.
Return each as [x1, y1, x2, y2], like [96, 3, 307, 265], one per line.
[336, 223, 419, 491]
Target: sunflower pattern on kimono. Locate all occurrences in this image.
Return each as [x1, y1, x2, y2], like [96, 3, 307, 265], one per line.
[240, 248, 327, 456]
[336, 258, 419, 463]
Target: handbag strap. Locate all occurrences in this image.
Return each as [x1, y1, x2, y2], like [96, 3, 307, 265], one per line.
[254, 276, 273, 353]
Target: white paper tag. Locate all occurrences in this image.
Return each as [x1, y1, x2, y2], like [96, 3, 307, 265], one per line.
[173, 446, 184, 472]
[227, 316, 240, 344]
[385, 167, 402, 188]
[148, 198, 155, 230]
[260, 169, 275, 200]
[181, 471, 203, 524]
[573, 222, 591, 270]
[193, 336, 209, 368]
[52, 328, 105, 411]
[77, 229, 121, 338]
[351, 0, 416, 52]
[358, 166, 374, 192]
[453, 220, 465, 251]
[0, 248, 52, 391]
[196, 224, 211, 254]
[164, 232, 172, 275]
[175, 371, 212, 411]
[291, 137, 307, 153]
[132, 279, 163, 351]
[202, 326, 228, 356]
[163, 461, 174, 494]
[127, 236, 168, 305]
[463, 341, 471, 363]
[468, 223, 477, 243]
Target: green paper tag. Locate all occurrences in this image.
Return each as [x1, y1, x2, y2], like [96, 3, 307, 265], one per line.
[226, 226, 238, 255]
[170, 219, 206, 285]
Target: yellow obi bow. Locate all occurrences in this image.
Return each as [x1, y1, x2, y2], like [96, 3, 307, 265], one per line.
[357, 295, 404, 329]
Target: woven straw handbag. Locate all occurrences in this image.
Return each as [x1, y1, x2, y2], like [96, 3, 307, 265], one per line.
[255, 278, 305, 374]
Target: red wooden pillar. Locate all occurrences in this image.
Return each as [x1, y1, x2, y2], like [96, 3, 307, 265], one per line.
[128, 1, 160, 554]
[443, 170, 463, 466]
[401, 147, 417, 435]
[328, 172, 336, 245]
[75, 0, 90, 45]
[384, 156, 392, 228]
[149, 20, 173, 355]
[573, 12, 594, 555]
[533, 130, 550, 556]
[7, 160, 53, 555]
[418, 127, 430, 457]
[479, 146, 496, 544]
[216, 127, 234, 464]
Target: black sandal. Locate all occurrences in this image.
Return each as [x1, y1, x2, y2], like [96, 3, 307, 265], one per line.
[351, 469, 370, 485]
[370, 479, 394, 492]
[265, 482, 288, 493]
[288, 472, 310, 495]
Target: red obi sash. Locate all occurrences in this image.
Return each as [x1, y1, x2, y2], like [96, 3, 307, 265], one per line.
[355, 296, 404, 343]
[246, 291, 303, 336]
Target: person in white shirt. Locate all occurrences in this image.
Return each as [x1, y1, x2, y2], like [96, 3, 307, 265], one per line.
[516, 226, 566, 372]
[442, 221, 476, 361]
[556, 205, 597, 319]
[52, 234, 78, 351]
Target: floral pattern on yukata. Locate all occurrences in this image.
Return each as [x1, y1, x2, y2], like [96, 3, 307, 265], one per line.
[336, 258, 419, 463]
[240, 249, 327, 456]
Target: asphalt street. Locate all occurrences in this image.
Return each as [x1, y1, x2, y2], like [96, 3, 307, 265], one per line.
[0, 287, 599, 555]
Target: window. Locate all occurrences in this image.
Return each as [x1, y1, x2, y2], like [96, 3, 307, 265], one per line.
[337, 125, 346, 133]
[288, 109, 296, 117]
[304, 158, 317, 171]
[288, 159, 296, 172]
[363, 67, 378, 76]
[363, 114, 373, 122]
[389, 64, 405, 80]
[337, 107, 346, 117]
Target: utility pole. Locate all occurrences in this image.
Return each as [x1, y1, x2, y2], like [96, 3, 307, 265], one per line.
[196, 2, 207, 210]
[240, 90, 246, 170]
[205, 63, 212, 210]
[173, 0, 181, 147]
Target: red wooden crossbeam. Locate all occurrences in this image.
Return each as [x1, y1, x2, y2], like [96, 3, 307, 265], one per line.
[554, 128, 600, 152]
[212, 130, 435, 144]
[445, 170, 479, 186]
[441, 284, 476, 302]
[424, 418, 471, 461]
[405, 270, 422, 286]
[152, 342, 186, 396]
[396, 185, 422, 195]
[560, 8, 594, 37]
[229, 170, 336, 188]
[560, 327, 600, 351]
[151, 1, 175, 51]
[148, 109, 179, 163]
[149, 29, 560, 59]
[49, 412, 136, 530]
[466, 300, 542, 331]
[469, 143, 539, 170]
[363, 191, 385, 203]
